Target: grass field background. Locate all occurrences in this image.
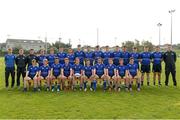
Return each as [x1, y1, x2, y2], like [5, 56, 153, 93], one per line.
[0, 57, 180, 119]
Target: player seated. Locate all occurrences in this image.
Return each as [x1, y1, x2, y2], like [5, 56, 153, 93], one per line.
[38, 59, 51, 91]
[24, 59, 39, 92]
[127, 57, 141, 91]
[116, 58, 128, 92]
[82, 59, 94, 92]
[104, 58, 116, 91]
[50, 57, 62, 92]
[61, 57, 73, 90]
[71, 57, 84, 91]
[92, 57, 105, 92]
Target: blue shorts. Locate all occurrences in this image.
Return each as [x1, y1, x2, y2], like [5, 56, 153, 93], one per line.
[153, 64, 162, 73]
[141, 65, 151, 73]
[85, 74, 92, 79]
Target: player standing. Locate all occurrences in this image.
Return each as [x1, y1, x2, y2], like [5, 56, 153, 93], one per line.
[151, 46, 163, 86]
[140, 46, 152, 86]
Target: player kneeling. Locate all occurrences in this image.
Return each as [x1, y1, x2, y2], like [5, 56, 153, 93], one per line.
[127, 57, 141, 91]
[24, 59, 39, 92]
[50, 57, 62, 92]
[72, 57, 84, 91]
[38, 59, 51, 91]
[104, 58, 116, 91]
[82, 59, 94, 92]
[61, 57, 73, 90]
[116, 58, 129, 92]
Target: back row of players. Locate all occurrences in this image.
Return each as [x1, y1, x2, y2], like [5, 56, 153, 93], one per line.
[5, 45, 164, 92]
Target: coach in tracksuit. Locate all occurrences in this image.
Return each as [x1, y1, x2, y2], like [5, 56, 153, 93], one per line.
[26, 49, 38, 67]
[4, 48, 16, 88]
[163, 45, 177, 86]
[15, 49, 27, 87]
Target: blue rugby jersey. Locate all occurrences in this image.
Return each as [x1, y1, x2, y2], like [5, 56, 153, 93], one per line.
[105, 64, 116, 77]
[66, 53, 75, 65]
[84, 51, 94, 65]
[28, 65, 39, 77]
[39, 65, 51, 77]
[57, 52, 67, 64]
[126, 63, 138, 76]
[62, 63, 72, 76]
[74, 50, 85, 65]
[4, 54, 16, 68]
[72, 64, 84, 74]
[112, 51, 121, 65]
[47, 54, 56, 67]
[140, 52, 152, 65]
[121, 51, 131, 65]
[103, 51, 113, 65]
[38, 55, 47, 66]
[94, 63, 105, 76]
[151, 52, 163, 65]
[116, 65, 127, 77]
[94, 50, 104, 63]
[84, 65, 94, 77]
[130, 52, 140, 65]
[51, 63, 62, 76]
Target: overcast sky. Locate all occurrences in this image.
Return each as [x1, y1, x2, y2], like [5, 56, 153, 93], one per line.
[0, 0, 179, 47]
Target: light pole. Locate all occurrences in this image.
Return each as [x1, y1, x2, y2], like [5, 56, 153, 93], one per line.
[45, 33, 47, 54]
[59, 37, 61, 49]
[97, 28, 99, 46]
[169, 9, 175, 45]
[157, 23, 162, 46]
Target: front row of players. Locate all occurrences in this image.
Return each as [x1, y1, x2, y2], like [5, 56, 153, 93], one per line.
[24, 57, 140, 92]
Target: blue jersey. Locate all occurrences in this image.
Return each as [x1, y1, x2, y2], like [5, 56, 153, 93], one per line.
[130, 52, 140, 65]
[39, 65, 50, 77]
[4, 54, 16, 68]
[140, 52, 152, 65]
[84, 65, 94, 77]
[105, 64, 116, 77]
[151, 52, 163, 65]
[72, 64, 84, 74]
[84, 51, 94, 65]
[94, 51, 104, 63]
[121, 51, 130, 65]
[112, 51, 121, 65]
[47, 54, 56, 66]
[51, 63, 62, 76]
[127, 63, 138, 76]
[116, 65, 127, 76]
[94, 63, 105, 76]
[62, 63, 72, 77]
[74, 50, 85, 65]
[38, 55, 47, 66]
[57, 52, 67, 64]
[67, 54, 75, 65]
[28, 65, 39, 77]
[103, 51, 113, 65]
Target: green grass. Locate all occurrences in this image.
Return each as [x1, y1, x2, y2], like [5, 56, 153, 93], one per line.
[0, 58, 180, 119]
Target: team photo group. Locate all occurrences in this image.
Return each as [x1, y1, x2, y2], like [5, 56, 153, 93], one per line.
[4, 44, 177, 92]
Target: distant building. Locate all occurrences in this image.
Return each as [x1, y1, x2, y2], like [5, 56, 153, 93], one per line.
[6, 39, 45, 51]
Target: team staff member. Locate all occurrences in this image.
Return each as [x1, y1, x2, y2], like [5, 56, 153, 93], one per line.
[163, 45, 177, 86]
[26, 49, 38, 67]
[4, 48, 16, 89]
[15, 49, 27, 88]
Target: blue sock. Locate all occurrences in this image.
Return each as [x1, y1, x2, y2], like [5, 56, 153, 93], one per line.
[129, 84, 132, 89]
[33, 87, 37, 92]
[137, 83, 140, 88]
[91, 82, 93, 88]
[57, 85, 60, 90]
[52, 85, 54, 90]
[103, 80, 107, 90]
[84, 81, 87, 89]
[93, 80, 97, 91]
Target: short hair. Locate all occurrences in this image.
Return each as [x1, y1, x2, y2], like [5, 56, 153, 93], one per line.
[77, 44, 81, 47]
[96, 45, 100, 48]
